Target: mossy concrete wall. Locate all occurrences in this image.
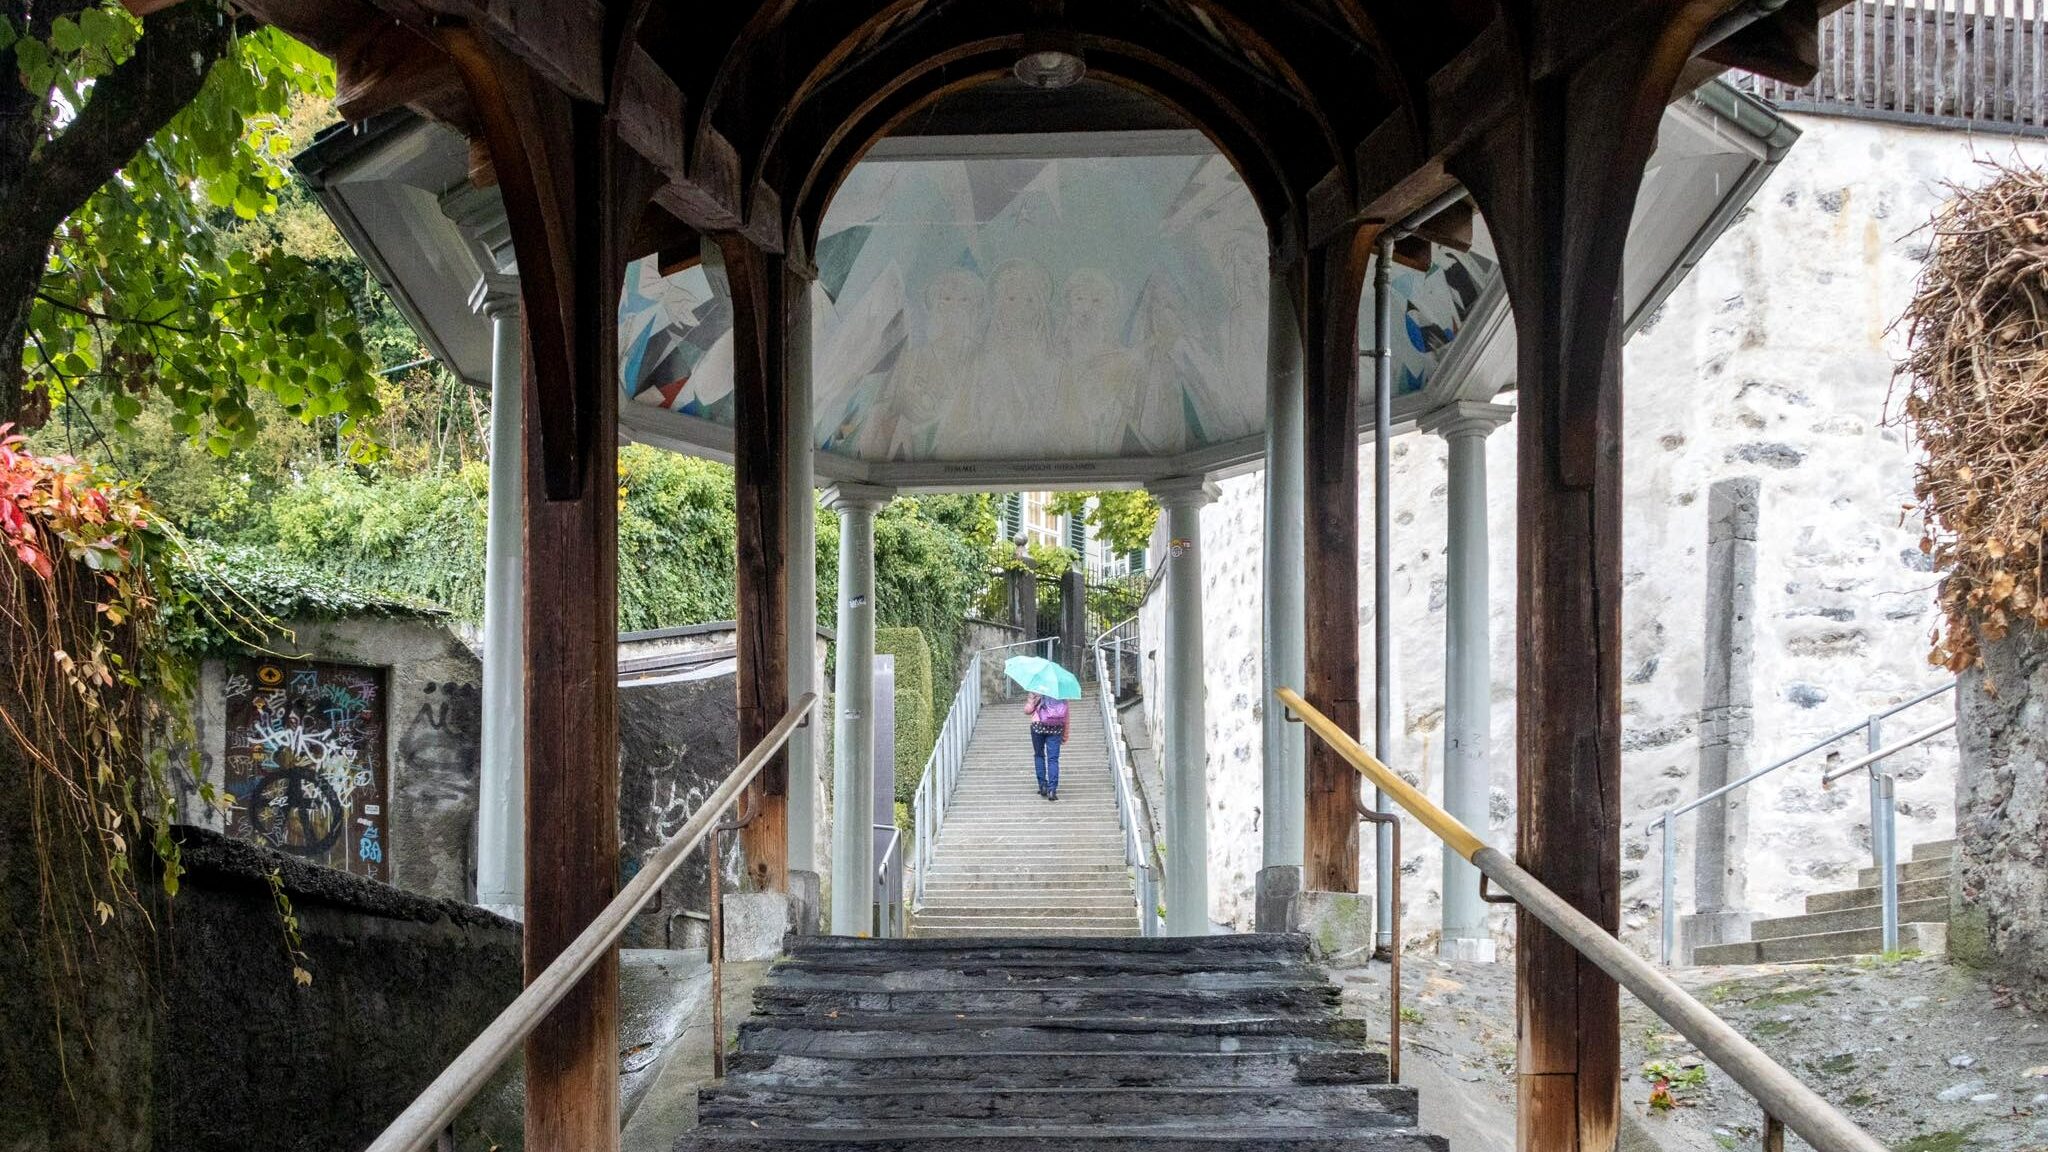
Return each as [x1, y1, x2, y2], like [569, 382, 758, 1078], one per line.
[1952, 621, 2048, 1007]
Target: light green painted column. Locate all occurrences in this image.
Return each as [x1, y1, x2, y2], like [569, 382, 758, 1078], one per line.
[1258, 264, 1306, 931]
[784, 271, 819, 882]
[471, 273, 524, 920]
[1152, 476, 1219, 936]
[826, 483, 893, 935]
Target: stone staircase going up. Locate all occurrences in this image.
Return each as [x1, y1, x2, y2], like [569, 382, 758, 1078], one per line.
[675, 935, 1447, 1151]
[1694, 837, 1955, 965]
[913, 683, 1139, 938]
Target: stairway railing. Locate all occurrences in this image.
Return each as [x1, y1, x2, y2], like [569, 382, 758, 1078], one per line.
[874, 823, 906, 937]
[1282, 687, 1889, 1152]
[1650, 681, 1955, 964]
[1095, 621, 1160, 936]
[364, 695, 816, 1152]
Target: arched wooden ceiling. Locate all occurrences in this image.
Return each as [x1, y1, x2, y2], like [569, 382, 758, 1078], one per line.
[255, 0, 1827, 270]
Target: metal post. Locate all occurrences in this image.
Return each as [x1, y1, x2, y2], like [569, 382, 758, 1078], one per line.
[827, 484, 892, 935]
[1372, 236, 1395, 949]
[1879, 773, 1899, 953]
[1865, 715, 1899, 952]
[1153, 477, 1218, 935]
[1661, 814, 1678, 966]
[783, 270, 819, 880]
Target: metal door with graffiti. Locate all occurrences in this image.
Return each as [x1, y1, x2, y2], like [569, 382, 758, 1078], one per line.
[222, 658, 390, 881]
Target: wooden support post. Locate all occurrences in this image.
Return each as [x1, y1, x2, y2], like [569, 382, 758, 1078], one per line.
[1298, 223, 1374, 894]
[433, 28, 659, 1152]
[1450, 13, 1717, 1151]
[722, 236, 791, 894]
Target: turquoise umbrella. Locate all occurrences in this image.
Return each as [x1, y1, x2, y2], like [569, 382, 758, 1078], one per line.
[1003, 655, 1082, 700]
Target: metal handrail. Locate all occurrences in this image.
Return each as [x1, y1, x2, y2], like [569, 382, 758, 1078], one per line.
[1653, 682, 1955, 964]
[1281, 687, 1889, 1152]
[911, 652, 985, 907]
[365, 694, 816, 1152]
[874, 824, 905, 938]
[1093, 633, 1160, 936]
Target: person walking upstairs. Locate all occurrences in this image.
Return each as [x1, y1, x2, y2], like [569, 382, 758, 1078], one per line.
[1025, 691, 1069, 801]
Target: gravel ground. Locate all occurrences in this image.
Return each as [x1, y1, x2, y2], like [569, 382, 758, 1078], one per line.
[1336, 951, 2048, 1152]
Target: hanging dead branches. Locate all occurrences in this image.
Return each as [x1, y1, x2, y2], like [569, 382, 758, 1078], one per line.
[1896, 160, 2048, 670]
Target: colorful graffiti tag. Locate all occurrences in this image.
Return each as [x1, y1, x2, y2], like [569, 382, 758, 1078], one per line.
[221, 658, 390, 881]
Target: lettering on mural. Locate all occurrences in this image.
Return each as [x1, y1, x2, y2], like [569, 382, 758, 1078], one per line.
[221, 658, 390, 880]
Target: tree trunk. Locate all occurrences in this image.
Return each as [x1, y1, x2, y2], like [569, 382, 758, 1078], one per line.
[0, 1, 234, 428]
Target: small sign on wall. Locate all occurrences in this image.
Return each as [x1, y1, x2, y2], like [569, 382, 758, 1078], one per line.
[221, 657, 391, 881]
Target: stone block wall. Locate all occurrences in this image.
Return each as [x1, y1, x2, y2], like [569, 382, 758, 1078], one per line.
[1141, 111, 2038, 947]
[1952, 622, 2048, 1006]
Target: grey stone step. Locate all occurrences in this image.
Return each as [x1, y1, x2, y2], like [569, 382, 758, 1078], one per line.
[915, 892, 1136, 909]
[720, 1049, 1391, 1089]
[1803, 874, 1949, 914]
[1751, 896, 1949, 940]
[1854, 857, 1953, 886]
[911, 914, 1140, 931]
[923, 869, 1131, 883]
[911, 924, 1142, 939]
[696, 1084, 1422, 1127]
[1693, 920, 1947, 965]
[1910, 838, 1958, 862]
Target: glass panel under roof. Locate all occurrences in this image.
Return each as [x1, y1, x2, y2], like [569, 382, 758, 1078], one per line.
[618, 150, 1496, 463]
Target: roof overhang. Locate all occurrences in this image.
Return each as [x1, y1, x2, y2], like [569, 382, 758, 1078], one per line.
[294, 78, 1795, 491]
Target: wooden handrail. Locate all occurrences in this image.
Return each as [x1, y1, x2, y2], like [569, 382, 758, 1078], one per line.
[365, 694, 818, 1152]
[1278, 688, 1891, 1152]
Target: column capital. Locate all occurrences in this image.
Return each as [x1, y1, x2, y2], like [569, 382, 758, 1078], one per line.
[822, 482, 895, 513]
[1417, 400, 1515, 442]
[1147, 475, 1220, 509]
[469, 273, 521, 321]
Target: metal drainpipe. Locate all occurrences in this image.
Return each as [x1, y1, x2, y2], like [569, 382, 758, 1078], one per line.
[1373, 234, 1396, 950]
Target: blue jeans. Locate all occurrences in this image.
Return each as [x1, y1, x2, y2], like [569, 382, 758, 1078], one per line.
[1032, 729, 1063, 793]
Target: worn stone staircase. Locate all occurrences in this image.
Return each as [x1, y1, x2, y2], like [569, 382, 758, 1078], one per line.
[913, 685, 1139, 938]
[1694, 837, 1955, 964]
[673, 935, 1446, 1150]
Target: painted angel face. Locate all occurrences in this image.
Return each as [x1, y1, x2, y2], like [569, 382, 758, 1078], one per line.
[924, 270, 986, 339]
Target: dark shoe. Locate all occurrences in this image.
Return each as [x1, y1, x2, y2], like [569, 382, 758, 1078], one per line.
[1049, 790, 1058, 802]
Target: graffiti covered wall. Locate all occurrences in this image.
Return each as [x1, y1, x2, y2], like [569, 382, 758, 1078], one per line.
[189, 616, 484, 904]
[221, 658, 390, 881]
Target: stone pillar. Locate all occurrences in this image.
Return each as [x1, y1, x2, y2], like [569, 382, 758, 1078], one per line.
[783, 271, 820, 928]
[471, 273, 524, 919]
[1419, 401, 1514, 961]
[1258, 263, 1306, 932]
[1683, 476, 1758, 961]
[1954, 620, 2048, 1008]
[826, 484, 892, 935]
[1060, 567, 1086, 676]
[1152, 476, 1218, 936]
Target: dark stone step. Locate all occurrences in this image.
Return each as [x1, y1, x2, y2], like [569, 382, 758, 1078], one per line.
[737, 1014, 1372, 1058]
[720, 1050, 1391, 1089]
[752, 983, 1340, 1018]
[697, 1084, 1419, 1127]
[761, 967, 1334, 994]
[673, 1126, 1448, 1150]
[782, 934, 1309, 965]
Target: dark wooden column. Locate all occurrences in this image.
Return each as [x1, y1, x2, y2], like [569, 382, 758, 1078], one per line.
[435, 27, 658, 1152]
[1449, 13, 1717, 1152]
[721, 236, 791, 894]
[1298, 222, 1374, 893]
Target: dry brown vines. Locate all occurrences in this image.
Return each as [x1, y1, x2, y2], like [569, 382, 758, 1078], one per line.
[1895, 159, 2048, 671]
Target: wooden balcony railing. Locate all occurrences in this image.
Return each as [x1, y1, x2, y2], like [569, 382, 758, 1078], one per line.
[1730, 0, 2048, 135]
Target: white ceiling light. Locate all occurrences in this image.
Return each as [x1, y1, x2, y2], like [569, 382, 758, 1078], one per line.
[1013, 31, 1086, 90]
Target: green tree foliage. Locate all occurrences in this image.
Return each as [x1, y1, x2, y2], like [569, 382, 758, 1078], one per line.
[1049, 490, 1158, 556]
[0, 3, 380, 452]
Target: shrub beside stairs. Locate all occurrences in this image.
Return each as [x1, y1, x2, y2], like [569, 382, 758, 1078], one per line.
[1694, 838, 1955, 964]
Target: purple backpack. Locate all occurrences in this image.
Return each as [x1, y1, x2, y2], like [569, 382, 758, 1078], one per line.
[1035, 698, 1069, 726]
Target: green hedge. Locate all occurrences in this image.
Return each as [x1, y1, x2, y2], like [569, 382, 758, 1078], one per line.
[876, 626, 932, 704]
[893, 686, 934, 807]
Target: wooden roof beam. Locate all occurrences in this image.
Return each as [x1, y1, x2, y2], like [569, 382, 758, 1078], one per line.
[332, 20, 464, 121]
